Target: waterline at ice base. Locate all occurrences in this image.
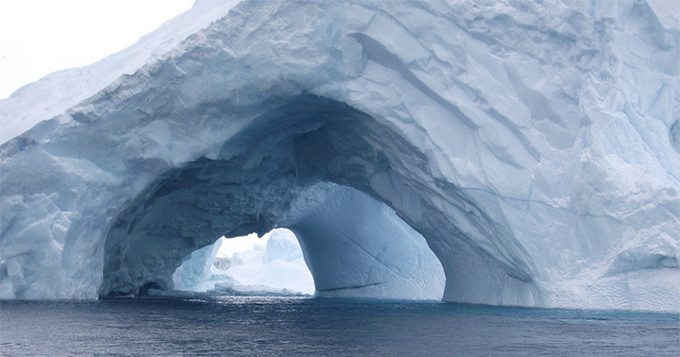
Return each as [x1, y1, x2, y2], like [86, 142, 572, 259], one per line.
[0, 0, 678, 313]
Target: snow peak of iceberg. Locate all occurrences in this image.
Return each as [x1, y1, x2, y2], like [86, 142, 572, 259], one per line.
[0, 0, 678, 312]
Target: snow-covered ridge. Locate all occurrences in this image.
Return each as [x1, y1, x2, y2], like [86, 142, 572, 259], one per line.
[0, 0, 241, 145]
[0, 0, 678, 312]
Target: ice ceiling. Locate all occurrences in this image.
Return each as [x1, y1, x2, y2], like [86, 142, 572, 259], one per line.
[0, 0, 678, 311]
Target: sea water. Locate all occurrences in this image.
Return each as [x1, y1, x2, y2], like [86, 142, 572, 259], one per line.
[1, 296, 678, 356]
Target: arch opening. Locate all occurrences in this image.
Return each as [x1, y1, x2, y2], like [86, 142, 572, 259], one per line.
[171, 229, 315, 296]
[99, 95, 536, 304]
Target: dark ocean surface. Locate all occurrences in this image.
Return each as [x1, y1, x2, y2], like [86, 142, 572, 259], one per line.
[1, 296, 678, 356]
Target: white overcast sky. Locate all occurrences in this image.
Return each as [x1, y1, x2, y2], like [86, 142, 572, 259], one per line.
[0, 0, 194, 99]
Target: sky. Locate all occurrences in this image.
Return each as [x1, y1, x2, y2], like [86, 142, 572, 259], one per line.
[0, 0, 194, 99]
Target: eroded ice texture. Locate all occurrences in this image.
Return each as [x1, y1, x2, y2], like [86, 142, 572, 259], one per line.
[0, 0, 678, 311]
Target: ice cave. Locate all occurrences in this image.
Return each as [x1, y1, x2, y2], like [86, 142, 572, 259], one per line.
[0, 0, 678, 312]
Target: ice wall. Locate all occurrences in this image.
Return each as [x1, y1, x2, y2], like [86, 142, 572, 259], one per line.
[285, 184, 445, 300]
[0, 0, 678, 311]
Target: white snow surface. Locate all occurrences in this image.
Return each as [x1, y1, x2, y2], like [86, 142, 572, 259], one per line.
[0, 0, 678, 311]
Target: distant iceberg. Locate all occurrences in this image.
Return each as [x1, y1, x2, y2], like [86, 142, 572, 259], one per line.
[172, 229, 317, 296]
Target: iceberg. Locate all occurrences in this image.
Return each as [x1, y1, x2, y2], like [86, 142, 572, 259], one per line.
[171, 236, 235, 293]
[0, 0, 678, 311]
[221, 229, 316, 296]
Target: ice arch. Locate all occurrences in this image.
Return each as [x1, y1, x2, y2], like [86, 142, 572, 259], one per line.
[99, 95, 501, 301]
[103, 180, 447, 299]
